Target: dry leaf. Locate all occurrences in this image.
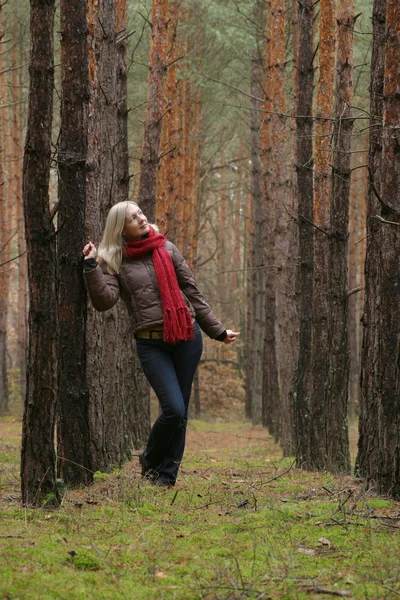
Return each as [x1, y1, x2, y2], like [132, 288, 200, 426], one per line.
[155, 571, 166, 578]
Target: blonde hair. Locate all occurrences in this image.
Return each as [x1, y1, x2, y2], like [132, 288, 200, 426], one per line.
[97, 201, 136, 274]
[97, 201, 159, 275]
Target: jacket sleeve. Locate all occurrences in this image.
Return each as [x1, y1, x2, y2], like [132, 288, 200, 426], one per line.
[83, 262, 120, 312]
[171, 244, 226, 339]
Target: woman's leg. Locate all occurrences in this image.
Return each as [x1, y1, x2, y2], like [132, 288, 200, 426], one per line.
[136, 324, 203, 485]
[157, 323, 203, 483]
[136, 339, 186, 478]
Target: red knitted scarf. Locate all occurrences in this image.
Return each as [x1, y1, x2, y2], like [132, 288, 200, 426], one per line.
[122, 226, 194, 343]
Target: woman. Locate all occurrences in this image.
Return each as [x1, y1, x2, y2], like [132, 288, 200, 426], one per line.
[82, 201, 239, 487]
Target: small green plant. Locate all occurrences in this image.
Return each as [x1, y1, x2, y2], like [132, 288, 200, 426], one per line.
[93, 471, 110, 482]
[67, 550, 102, 571]
[41, 492, 60, 508]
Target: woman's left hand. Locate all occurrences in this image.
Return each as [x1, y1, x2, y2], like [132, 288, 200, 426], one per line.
[223, 330, 240, 345]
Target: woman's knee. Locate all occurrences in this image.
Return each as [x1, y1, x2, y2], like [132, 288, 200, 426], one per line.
[164, 404, 185, 425]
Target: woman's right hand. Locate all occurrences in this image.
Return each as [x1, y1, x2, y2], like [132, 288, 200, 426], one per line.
[82, 241, 97, 260]
[223, 330, 240, 345]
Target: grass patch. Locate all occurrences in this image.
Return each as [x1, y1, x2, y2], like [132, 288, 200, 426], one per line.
[0, 419, 399, 599]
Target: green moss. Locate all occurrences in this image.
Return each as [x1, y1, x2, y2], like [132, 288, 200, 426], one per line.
[1, 418, 400, 600]
[93, 471, 110, 482]
[68, 550, 102, 571]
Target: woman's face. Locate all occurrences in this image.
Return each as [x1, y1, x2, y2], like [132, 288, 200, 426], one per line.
[122, 204, 150, 240]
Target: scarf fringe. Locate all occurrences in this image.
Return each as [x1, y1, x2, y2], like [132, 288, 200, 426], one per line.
[163, 307, 195, 343]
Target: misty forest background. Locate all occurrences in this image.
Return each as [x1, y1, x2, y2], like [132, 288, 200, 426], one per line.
[0, 0, 399, 508]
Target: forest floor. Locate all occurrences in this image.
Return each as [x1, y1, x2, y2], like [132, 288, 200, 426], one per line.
[0, 416, 399, 600]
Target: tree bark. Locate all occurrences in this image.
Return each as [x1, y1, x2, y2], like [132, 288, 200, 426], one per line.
[260, 0, 280, 437]
[11, 27, 27, 404]
[348, 153, 367, 421]
[358, 0, 400, 498]
[325, 0, 354, 474]
[348, 158, 358, 420]
[138, 0, 169, 222]
[308, 0, 336, 470]
[85, 0, 150, 473]
[356, 0, 386, 485]
[157, 0, 178, 235]
[0, 6, 9, 414]
[294, 0, 314, 468]
[57, 0, 150, 484]
[269, 0, 297, 448]
[20, 0, 59, 506]
[163, 1, 185, 244]
[280, 0, 300, 456]
[245, 69, 257, 418]
[249, 0, 266, 425]
[56, 0, 91, 486]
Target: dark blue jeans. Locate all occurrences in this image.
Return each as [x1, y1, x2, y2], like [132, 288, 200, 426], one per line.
[135, 322, 203, 485]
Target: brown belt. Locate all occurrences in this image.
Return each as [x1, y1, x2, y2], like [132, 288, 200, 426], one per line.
[135, 329, 164, 340]
[135, 318, 195, 340]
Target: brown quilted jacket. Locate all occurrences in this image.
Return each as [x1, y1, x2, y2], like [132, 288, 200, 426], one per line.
[84, 240, 225, 339]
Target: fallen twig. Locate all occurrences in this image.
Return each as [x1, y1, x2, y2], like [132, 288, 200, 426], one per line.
[298, 584, 352, 597]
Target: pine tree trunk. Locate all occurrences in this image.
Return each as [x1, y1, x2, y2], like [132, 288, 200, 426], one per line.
[157, 0, 178, 235]
[308, 0, 336, 470]
[0, 6, 9, 414]
[56, 0, 91, 485]
[356, 0, 386, 483]
[348, 139, 367, 421]
[280, 0, 300, 456]
[188, 78, 202, 270]
[348, 162, 358, 420]
[181, 78, 192, 261]
[269, 0, 296, 446]
[325, 0, 354, 474]
[355, 161, 367, 416]
[260, 0, 280, 437]
[249, 0, 266, 425]
[115, 0, 130, 197]
[245, 64, 258, 419]
[116, 0, 150, 454]
[85, 0, 150, 472]
[138, 0, 169, 222]
[166, 4, 185, 244]
[294, 0, 314, 468]
[231, 189, 242, 290]
[20, 0, 59, 506]
[11, 32, 27, 404]
[358, 0, 400, 497]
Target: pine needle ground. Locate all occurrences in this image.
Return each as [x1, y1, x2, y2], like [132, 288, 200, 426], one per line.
[0, 418, 399, 600]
